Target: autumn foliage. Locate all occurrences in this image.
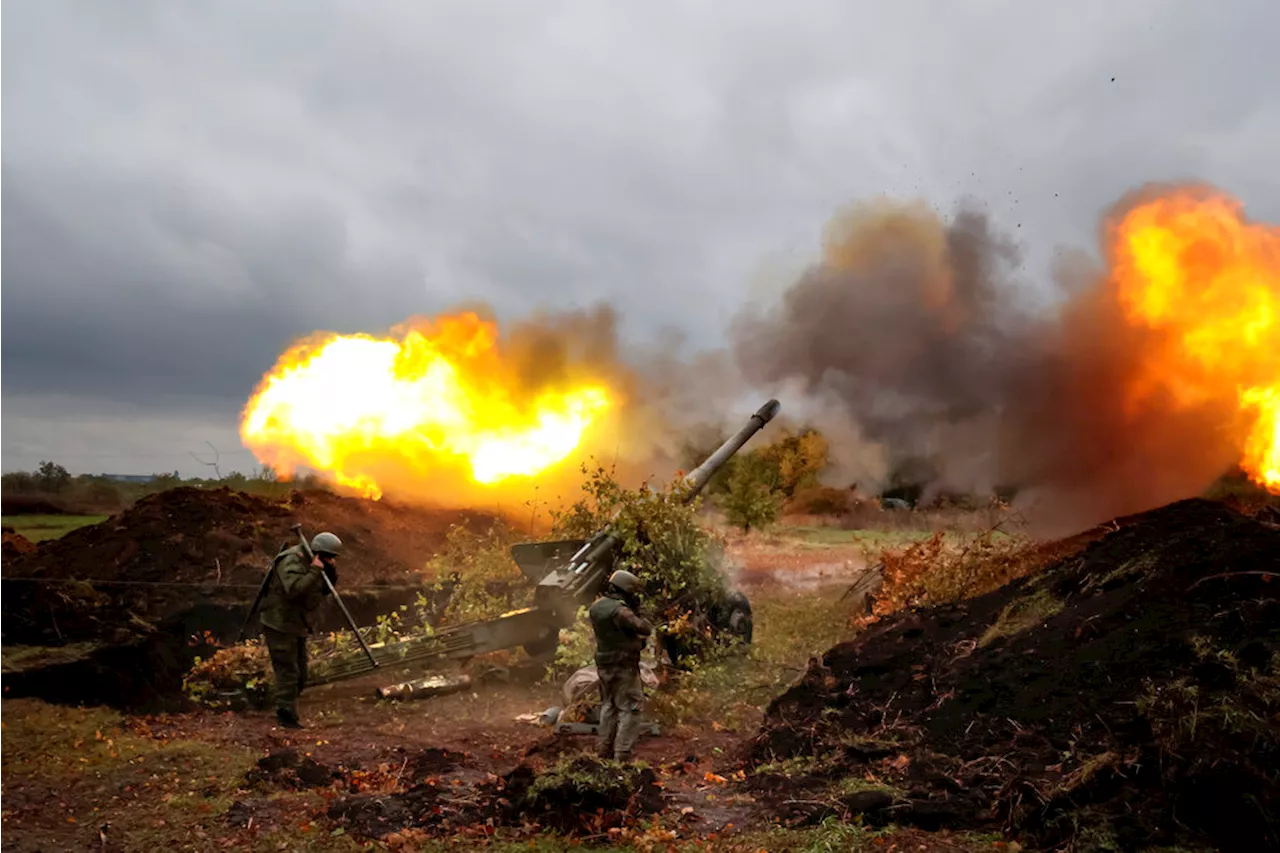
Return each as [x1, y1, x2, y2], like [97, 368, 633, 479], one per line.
[865, 526, 1053, 620]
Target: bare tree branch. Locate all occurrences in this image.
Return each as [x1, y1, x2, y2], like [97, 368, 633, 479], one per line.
[189, 441, 223, 479]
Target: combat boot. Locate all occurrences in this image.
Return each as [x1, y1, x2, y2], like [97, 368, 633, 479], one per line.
[276, 707, 305, 730]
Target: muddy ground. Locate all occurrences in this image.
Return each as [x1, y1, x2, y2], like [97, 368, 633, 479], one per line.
[3, 493, 1278, 851]
[0, 580, 841, 853]
[3, 609, 1007, 853]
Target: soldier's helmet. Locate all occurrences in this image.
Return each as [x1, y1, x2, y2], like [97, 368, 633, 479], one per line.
[607, 569, 643, 595]
[310, 531, 343, 557]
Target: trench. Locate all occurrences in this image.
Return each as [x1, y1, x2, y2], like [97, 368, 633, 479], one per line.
[0, 579, 459, 712]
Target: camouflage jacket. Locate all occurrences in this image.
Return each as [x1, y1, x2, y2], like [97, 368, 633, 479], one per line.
[259, 545, 329, 636]
[588, 593, 653, 667]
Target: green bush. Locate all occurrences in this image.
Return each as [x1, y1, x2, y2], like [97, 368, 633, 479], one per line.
[422, 522, 527, 624]
[549, 462, 727, 609]
[721, 452, 784, 531]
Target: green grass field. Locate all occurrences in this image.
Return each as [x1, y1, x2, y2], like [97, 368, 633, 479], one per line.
[778, 525, 941, 548]
[1, 514, 108, 542]
[778, 525, 1017, 551]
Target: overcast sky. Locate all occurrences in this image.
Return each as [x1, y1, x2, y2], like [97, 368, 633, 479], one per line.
[3, 0, 1278, 476]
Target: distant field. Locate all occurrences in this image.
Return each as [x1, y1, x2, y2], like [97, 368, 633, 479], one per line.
[778, 524, 1018, 548]
[1, 514, 108, 542]
[777, 525, 945, 549]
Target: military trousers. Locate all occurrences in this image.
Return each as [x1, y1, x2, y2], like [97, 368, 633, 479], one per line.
[263, 625, 309, 716]
[595, 661, 645, 761]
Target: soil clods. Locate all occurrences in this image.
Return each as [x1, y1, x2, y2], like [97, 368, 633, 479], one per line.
[326, 755, 666, 840]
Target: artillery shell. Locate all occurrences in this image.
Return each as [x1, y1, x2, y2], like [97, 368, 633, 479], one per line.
[375, 673, 471, 701]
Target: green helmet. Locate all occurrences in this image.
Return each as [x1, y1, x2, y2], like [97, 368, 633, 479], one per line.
[607, 569, 642, 595]
[310, 531, 343, 557]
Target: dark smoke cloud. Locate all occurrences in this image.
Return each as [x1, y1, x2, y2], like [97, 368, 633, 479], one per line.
[729, 189, 1248, 535]
[731, 199, 1032, 492]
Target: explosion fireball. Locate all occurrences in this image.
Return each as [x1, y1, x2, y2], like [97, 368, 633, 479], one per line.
[240, 311, 616, 499]
[241, 184, 1278, 517]
[1111, 188, 1280, 491]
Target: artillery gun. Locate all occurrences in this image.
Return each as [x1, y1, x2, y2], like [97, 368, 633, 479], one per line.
[304, 399, 781, 687]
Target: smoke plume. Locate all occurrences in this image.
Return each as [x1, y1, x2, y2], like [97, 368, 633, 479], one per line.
[728, 187, 1265, 535]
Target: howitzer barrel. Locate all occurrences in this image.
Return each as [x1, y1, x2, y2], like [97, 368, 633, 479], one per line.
[682, 399, 781, 498]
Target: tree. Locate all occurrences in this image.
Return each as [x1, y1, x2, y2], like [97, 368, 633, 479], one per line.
[37, 461, 71, 493]
[2, 472, 36, 494]
[721, 451, 784, 531]
[758, 428, 829, 498]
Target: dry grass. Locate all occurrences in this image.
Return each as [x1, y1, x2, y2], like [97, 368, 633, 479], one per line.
[977, 588, 1065, 648]
[862, 521, 1064, 621]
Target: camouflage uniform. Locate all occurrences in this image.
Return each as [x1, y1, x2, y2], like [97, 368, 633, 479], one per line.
[259, 545, 331, 723]
[588, 591, 653, 761]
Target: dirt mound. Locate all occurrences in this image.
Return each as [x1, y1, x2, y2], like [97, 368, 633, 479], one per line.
[327, 756, 666, 841]
[2, 528, 38, 560]
[0, 486, 507, 668]
[745, 498, 1280, 852]
[406, 747, 470, 777]
[244, 748, 341, 790]
[3, 486, 503, 586]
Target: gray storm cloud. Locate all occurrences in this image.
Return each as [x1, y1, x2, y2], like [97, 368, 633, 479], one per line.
[4, 1, 1279, 483]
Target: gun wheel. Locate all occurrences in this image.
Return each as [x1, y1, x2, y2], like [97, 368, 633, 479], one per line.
[522, 632, 559, 661]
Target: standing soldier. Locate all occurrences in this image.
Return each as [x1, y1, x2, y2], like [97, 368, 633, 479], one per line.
[588, 569, 653, 762]
[259, 531, 343, 729]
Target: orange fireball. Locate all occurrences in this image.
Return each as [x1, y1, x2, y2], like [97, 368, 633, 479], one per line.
[1109, 188, 1280, 492]
[240, 312, 615, 499]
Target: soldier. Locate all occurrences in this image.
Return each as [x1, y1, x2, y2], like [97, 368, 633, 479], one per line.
[259, 531, 343, 729]
[588, 569, 653, 762]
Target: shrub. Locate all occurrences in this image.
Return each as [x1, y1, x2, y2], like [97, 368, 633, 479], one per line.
[549, 461, 731, 660]
[549, 462, 727, 610]
[866, 525, 1043, 619]
[721, 452, 784, 531]
[183, 641, 273, 710]
[422, 522, 527, 624]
